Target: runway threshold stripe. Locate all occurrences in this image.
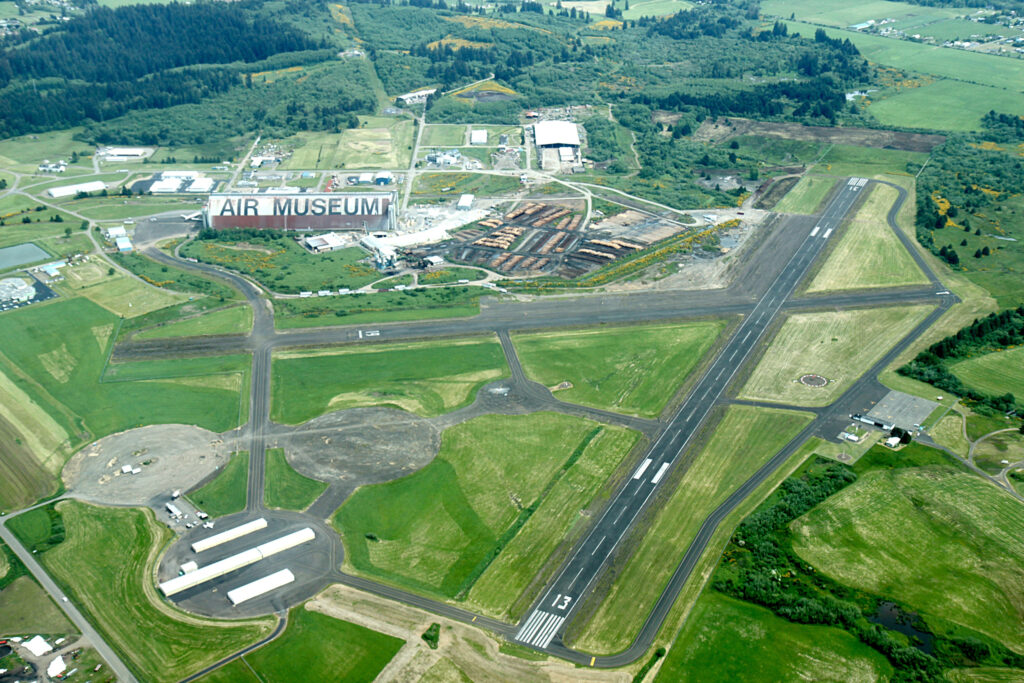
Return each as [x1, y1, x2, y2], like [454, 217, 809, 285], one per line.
[632, 458, 653, 480]
[533, 614, 566, 648]
[525, 612, 557, 644]
[516, 611, 545, 642]
[651, 462, 670, 484]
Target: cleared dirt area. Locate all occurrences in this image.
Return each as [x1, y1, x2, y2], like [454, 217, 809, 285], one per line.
[309, 583, 631, 682]
[693, 117, 945, 153]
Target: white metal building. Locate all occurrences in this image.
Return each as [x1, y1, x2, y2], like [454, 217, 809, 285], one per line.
[533, 120, 581, 148]
[456, 194, 474, 211]
[47, 181, 106, 198]
[470, 129, 488, 145]
[191, 518, 268, 553]
[227, 569, 296, 605]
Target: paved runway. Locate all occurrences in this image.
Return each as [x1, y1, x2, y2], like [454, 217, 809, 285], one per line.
[514, 178, 873, 650]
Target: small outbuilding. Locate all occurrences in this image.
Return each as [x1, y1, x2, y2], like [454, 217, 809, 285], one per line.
[470, 129, 488, 145]
[115, 237, 133, 253]
[456, 194, 474, 211]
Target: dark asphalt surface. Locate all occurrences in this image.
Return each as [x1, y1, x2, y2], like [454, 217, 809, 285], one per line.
[514, 177, 870, 652]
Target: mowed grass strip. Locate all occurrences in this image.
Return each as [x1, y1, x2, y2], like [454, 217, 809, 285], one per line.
[37, 501, 272, 683]
[513, 320, 725, 418]
[739, 306, 933, 407]
[230, 605, 403, 683]
[806, 183, 927, 292]
[791, 467, 1024, 650]
[271, 337, 506, 423]
[867, 80, 1024, 133]
[950, 346, 1024, 401]
[263, 448, 327, 511]
[134, 305, 253, 340]
[188, 451, 249, 518]
[773, 175, 837, 215]
[655, 591, 892, 682]
[0, 298, 246, 438]
[569, 406, 815, 654]
[333, 413, 617, 599]
[466, 425, 640, 619]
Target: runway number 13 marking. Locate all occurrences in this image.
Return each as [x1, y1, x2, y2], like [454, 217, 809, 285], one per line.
[552, 594, 572, 610]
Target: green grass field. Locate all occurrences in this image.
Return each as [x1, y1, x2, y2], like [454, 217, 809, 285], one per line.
[0, 576, 75, 637]
[134, 305, 253, 340]
[807, 183, 928, 292]
[656, 591, 892, 682]
[110, 251, 239, 301]
[197, 605, 403, 683]
[0, 128, 94, 173]
[0, 298, 247, 442]
[36, 501, 272, 683]
[731, 136, 826, 167]
[973, 432, 1024, 475]
[774, 175, 837, 214]
[188, 452, 249, 518]
[791, 466, 1024, 651]
[274, 288, 483, 328]
[868, 80, 1024, 132]
[333, 413, 630, 600]
[739, 305, 932, 407]
[412, 172, 520, 196]
[62, 261, 188, 318]
[421, 124, 467, 147]
[271, 337, 506, 423]
[263, 448, 327, 511]
[816, 144, 927, 177]
[512, 320, 725, 418]
[277, 117, 414, 170]
[765, 0, 958, 29]
[569, 406, 814, 654]
[72, 197, 199, 221]
[950, 347, 1024, 402]
[419, 266, 486, 284]
[180, 238, 379, 294]
[466, 425, 640, 619]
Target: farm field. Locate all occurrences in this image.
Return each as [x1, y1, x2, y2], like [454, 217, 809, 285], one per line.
[774, 175, 837, 214]
[263, 448, 327, 511]
[188, 451, 249, 518]
[569, 405, 814, 654]
[134, 305, 253, 340]
[197, 606, 403, 683]
[0, 128, 94, 173]
[0, 576, 75, 637]
[764, 0, 959, 29]
[333, 412, 629, 600]
[33, 501, 272, 683]
[466, 425, 640, 619]
[656, 591, 892, 682]
[63, 263, 188, 318]
[806, 183, 928, 292]
[780, 21, 1024, 92]
[271, 337, 506, 423]
[791, 467, 1024, 650]
[512, 320, 726, 418]
[277, 117, 414, 170]
[739, 305, 933, 407]
[950, 347, 1024, 401]
[0, 298, 248, 441]
[421, 124, 468, 147]
[868, 80, 1024, 133]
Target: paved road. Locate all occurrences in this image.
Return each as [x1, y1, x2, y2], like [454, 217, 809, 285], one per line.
[0, 520, 140, 683]
[513, 176, 871, 652]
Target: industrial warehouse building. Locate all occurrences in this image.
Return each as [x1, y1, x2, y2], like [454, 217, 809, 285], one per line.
[204, 191, 397, 232]
[533, 120, 581, 171]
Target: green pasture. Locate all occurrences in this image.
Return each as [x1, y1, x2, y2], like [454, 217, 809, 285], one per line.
[419, 266, 486, 284]
[764, 0, 959, 29]
[180, 238, 379, 294]
[781, 21, 1024, 91]
[271, 337, 506, 423]
[206, 606, 403, 683]
[731, 136, 826, 167]
[274, 288, 483, 328]
[868, 80, 1024, 132]
[0, 298, 247, 441]
[512, 320, 725, 418]
[421, 124, 468, 147]
[413, 172, 520, 196]
[277, 117, 414, 170]
[0, 576, 74, 638]
[134, 305, 253, 340]
[110, 251, 239, 300]
[0, 128, 94, 173]
[656, 591, 892, 682]
[740, 306, 933, 407]
[333, 412, 626, 599]
[773, 175, 837, 214]
[188, 452, 249, 518]
[32, 501, 272, 683]
[571, 406, 814, 654]
[950, 347, 1024, 401]
[467, 425, 640, 619]
[791, 466, 1024, 651]
[263, 449, 327, 511]
[816, 145, 927, 177]
[806, 183, 928, 292]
